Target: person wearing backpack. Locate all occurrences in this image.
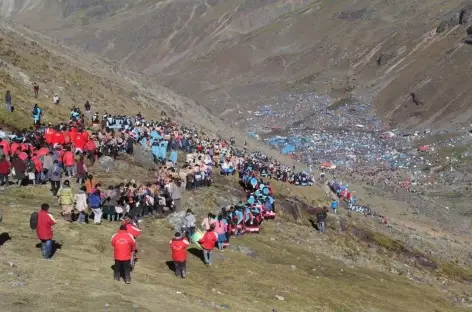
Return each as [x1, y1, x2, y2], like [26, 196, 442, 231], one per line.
[89, 189, 103, 224]
[35, 203, 56, 259]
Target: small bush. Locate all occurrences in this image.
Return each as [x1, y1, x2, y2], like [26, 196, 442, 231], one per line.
[440, 262, 472, 282]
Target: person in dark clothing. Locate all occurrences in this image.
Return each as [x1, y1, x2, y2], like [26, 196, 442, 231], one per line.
[126, 136, 134, 155]
[50, 160, 62, 196]
[316, 207, 328, 233]
[33, 83, 39, 98]
[4, 90, 12, 112]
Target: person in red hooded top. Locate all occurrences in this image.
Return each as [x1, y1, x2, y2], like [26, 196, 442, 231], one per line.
[121, 214, 142, 238]
[32, 154, 43, 184]
[111, 225, 136, 284]
[0, 155, 10, 186]
[84, 139, 97, 163]
[62, 147, 75, 177]
[10, 141, 20, 155]
[81, 130, 89, 143]
[44, 124, 55, 145]
[121, 214, 141, 267]
[170, 232, 189, 278]
[16, 149, 28, 161]
[36, 203, 56, 259]
[68, 127, 78, 145]
[74, 132, 86, 152]
[198, 223, 219, 266]
[52, 131, 65, 146]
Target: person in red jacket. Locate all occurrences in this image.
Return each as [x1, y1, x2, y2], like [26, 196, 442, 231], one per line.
[0, 155, 10, 186]
[170, 232, 190, 278]
[198, 223, 218, 266]
[52, 131, 65, 147]
[121, 215, 142, 238]
[62, 147, 75, 177]
[36, 203, 56, 259]
[74, 133, 86, 152]
[44, 126, 55, 145]
[111, 225, 136, 284]
[121, 214, 142, 266]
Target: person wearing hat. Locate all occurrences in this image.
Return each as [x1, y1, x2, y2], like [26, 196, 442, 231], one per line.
[169, 232, 189, 278]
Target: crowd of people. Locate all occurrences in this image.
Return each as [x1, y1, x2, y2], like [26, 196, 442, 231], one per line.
[1, 87, 355, 284]
[1, 92, 283, 282]
[242, 152, 315, 186]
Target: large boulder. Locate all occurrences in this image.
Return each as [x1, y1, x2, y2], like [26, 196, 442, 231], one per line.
[436, 15, 460, 34]
[98, 156, 115, 172]
[437, 1, 472, 33]
[166, 211, 186, 232]
[133, 147, 156, 170]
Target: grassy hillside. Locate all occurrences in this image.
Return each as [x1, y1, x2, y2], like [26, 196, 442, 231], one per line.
[0, 165, 469, 312]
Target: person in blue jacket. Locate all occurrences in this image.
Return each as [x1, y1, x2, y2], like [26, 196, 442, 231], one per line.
[169, 149, 178, 165]
[331, 199, 338, 214]
[247, 193, 255, 205]
[32, 104, 42, 127]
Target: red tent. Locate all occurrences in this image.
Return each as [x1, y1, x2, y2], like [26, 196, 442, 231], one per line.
[320, 162, 336, 169]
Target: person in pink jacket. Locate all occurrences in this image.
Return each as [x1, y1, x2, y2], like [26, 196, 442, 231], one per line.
[214, 215, 228, 250]
[201, 212, 216, 230]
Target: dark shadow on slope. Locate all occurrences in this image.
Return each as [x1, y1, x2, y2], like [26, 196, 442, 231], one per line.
[35, 240, 62, 258]
[188, 247, 205, 264]
[165, 261, 175, 272]
[0, 232, 12, 246]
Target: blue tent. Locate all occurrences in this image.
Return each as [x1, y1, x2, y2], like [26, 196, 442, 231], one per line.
[281, 144, 296, 154]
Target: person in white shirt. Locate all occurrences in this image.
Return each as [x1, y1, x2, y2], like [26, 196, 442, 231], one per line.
[53, 94, 60, 105]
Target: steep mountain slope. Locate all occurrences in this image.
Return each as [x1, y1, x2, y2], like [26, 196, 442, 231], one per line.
[0, 20, 267, 151]
[4, 0, 472, 130]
